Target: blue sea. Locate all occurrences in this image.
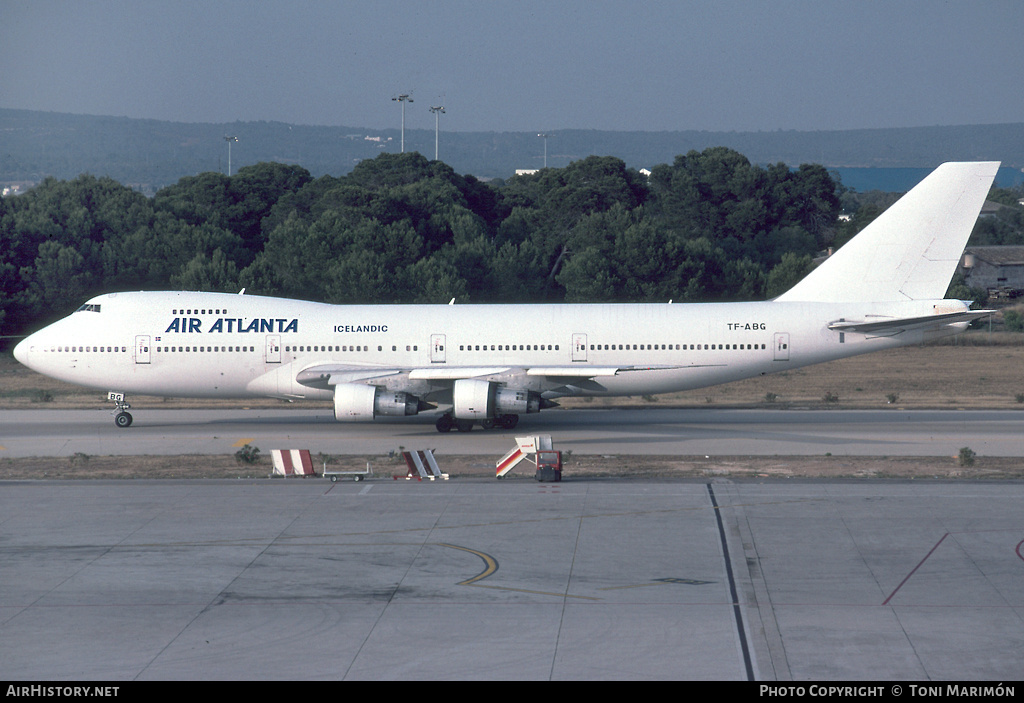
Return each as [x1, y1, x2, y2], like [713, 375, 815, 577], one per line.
[831, 166, 1024, 193]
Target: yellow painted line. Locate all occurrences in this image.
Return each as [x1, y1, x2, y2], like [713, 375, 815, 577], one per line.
[436, 542, 599, 600]
[436, 543, 498, 585]
[469, 584, 600, 600]
[232, 438, 255, 447]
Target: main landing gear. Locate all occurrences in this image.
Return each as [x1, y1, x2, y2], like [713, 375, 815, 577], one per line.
[435, 413, 519, 433]
[108, 392, 133, 428]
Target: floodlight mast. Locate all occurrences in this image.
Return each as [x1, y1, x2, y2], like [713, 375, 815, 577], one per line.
[223, 136, 238, 176]
[429, 105, 445, 160]
[537, 133, 552, 168]
[393, 94, 413, 152]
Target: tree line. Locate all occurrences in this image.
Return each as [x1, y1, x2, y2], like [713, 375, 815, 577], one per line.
[2, 146, 1016, 341]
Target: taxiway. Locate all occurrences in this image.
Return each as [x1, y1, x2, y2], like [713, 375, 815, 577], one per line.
[2, 407, 1023, 458]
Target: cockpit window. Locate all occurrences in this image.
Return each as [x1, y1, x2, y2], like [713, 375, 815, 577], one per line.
[75, 304, 101, 313]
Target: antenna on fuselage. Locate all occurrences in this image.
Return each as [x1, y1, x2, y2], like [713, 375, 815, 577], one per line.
[238, 288, 246, 295]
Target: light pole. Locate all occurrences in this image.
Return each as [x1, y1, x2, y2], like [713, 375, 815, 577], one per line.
[537, 133, 551, 168]
[429, 105, 445, 160]
[392, 94, 413, 152]
[223, 136, 238, 176]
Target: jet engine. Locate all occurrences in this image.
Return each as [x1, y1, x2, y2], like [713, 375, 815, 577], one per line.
[451, 379, 542, 419]
[333, 383, 430, 422]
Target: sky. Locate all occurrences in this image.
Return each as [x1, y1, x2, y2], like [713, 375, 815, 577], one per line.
[2, 0, 1023, 134]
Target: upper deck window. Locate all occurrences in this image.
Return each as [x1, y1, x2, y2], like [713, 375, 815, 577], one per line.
[75, 304, 101, 313]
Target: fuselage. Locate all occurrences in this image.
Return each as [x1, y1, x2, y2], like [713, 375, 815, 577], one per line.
[13, 290, 965, 403]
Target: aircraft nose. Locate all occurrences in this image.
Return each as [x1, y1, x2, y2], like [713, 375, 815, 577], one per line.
[13, 333, 37, 368]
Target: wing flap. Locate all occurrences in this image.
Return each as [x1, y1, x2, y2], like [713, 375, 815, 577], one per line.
[526, 366, 622, 377]
[409, 367, 512, 380]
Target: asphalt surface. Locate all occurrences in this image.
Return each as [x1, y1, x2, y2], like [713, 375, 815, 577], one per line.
[2, 478, 1021, 680]
[1, 407, 1023, 458]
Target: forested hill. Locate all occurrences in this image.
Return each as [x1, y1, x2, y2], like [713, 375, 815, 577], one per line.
[2, 108, 1023, 191]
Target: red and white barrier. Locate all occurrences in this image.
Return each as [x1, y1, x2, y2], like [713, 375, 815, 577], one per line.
[401, 450, 448, 480]
[271, 449, 315, 476]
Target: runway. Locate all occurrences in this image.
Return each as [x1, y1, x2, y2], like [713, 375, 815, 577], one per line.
[1, 478, 1021, 680]
[2, 407, 1023, 458]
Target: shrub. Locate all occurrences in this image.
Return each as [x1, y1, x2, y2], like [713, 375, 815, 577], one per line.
[234, 444, 261, 465]
[823, 391, 839, 403]
[1004, 310, 1024, 332]
[958, 447, 976, 467]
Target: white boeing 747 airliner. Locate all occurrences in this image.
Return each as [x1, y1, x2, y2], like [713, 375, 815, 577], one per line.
[14, 162, 998, 432]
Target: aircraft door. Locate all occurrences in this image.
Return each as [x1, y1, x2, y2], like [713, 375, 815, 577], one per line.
[430, 334, 446, 363]
[266, 335, 281, 364]
[572, 333, 587, 362]
[773, 332, 790, 361]
[134, 335, 151, 364]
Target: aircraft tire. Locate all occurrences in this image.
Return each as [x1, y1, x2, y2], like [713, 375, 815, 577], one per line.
[455, 419, 474, 432]
[115, 412, 133, 428]
[435, 414, 454, 433]
[499, 414, 519, 429]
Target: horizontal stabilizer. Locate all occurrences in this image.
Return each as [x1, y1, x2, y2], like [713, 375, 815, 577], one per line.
[828, 309, 993, 336]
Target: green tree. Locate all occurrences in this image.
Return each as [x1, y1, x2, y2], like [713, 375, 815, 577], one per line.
[171, 249, 240, 292]
[647, 148, 839, 271]
[765, 252, 813, 298]
[153, 163, 312, 266]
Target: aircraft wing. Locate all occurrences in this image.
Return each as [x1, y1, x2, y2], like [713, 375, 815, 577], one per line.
[295, 366, 404, 389]
[295, 362, 697, 391]
[827, 310, 993, 337]
[524, 364, 703, 394]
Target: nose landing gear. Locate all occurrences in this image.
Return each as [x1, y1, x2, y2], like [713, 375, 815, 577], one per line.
[108, 392, 133, 428]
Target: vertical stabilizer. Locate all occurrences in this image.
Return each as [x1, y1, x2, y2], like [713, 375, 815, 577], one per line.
[776, 161, 999, 303]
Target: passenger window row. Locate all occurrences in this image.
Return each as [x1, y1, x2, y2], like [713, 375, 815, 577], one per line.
[459, 344, 558, 351]
[285, 345, 419, 352]
[156, 346, 255, 352]
[43, 346, 126, 352]
[589, 343, 769, 350]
